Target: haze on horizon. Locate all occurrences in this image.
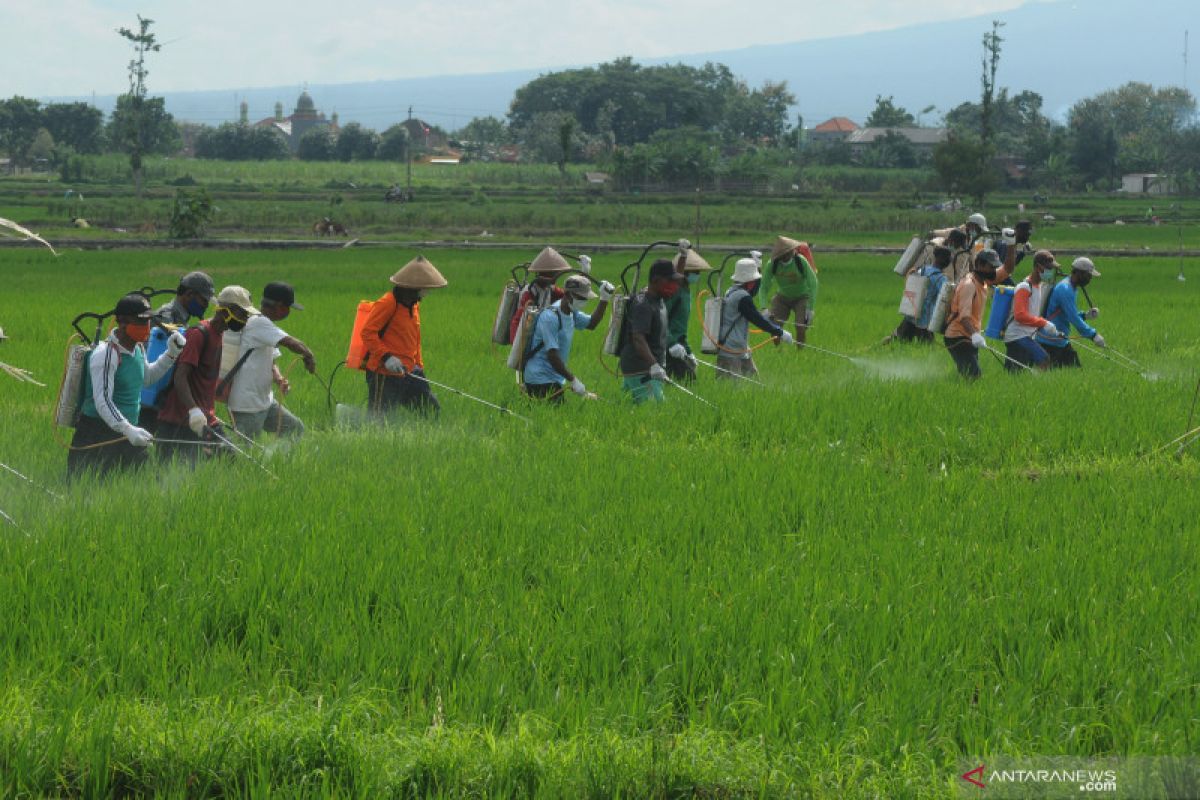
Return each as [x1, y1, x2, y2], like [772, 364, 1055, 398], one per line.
[5, 0, 1031, 99]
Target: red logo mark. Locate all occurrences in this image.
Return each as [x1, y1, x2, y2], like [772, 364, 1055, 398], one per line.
[961, 765, 986, 788]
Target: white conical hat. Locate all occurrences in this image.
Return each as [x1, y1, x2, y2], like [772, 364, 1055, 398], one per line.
[732, 258, 761, 284]
[771, 235, 801, 261]
[676, 249, 712, 273]
[529, 247, 571, 275]
[390, 255, 448, 289]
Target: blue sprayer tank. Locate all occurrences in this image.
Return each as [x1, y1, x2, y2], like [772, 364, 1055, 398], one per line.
[984, 286, 1015, 340]
[140, 326, 173, 408]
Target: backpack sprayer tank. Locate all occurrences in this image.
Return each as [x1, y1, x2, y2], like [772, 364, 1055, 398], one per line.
[54, 344, 90, 427]
[491, 264, 529, 346]
[506, 304, 539, 371]
[898, 272, 930, 318]
[894, 236, 925, 276]
[925, 281, 955, 333]
[701, 253, 740, 354]
[602, 293, 628, 356]
[984, 285, 1016, 340]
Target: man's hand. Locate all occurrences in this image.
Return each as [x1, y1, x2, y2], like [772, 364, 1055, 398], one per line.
[302, 352, 317, 374]
[121, 423, 154, 448]
[569, 377, 587, 396]
[668, 343, 688, 360]
[648, 364, 667, 382]
[578, 254, 592, 274]
[778, 330, 794, 346]
[1085, 307, 1099, 320]
[1001, 227, 1016, 246]
[970, 332, 987, 349]
[686, 353, 698, 367]
[598, 281, 615, 302]
[1093, 333, 1106, 348]
[1040, 322, 1060, 339]
[276, 376, 291, 396]
[187, 407, 207, 437]
[803, 308, 814, 326]
[166, 331, 186, 358]
[383, 356, 407, 375]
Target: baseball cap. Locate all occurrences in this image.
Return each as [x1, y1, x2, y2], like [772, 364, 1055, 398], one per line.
[262, 281, 304, 310]
[1033, 249, 1060, 269]
[563, 275, 595, 301]
[975, 249, 1002, 268]
[179, 271, 215, 299]
[1071, 257, 1101, 277]
[216, 285, 258, 316]
[114, 293, 152, 319]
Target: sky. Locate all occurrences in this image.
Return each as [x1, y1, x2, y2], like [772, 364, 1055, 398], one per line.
[2, 0, 1030, 99]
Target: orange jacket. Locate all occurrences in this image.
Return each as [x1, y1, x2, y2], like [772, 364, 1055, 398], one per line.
[360, 291, 423, 374]
[945, 274, 988, 338]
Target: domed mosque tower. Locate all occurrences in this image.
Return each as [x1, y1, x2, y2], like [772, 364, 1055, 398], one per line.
[291, 87, 322, 142]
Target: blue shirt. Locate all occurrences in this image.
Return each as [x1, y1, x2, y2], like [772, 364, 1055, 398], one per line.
[912, 264, 948, 328]
[523, 300, 592, 385]
[1035, 278, 1096, 348]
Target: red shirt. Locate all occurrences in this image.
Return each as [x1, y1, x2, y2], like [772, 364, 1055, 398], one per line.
[159, 320, 222, 425]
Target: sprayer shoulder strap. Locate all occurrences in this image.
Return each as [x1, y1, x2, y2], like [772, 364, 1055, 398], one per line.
[718, 291, 745, 345]
[526, 307, 563, 358]
[216, 347, 256, 395]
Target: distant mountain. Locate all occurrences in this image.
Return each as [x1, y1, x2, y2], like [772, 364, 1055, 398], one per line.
[52, 0, 1194, 132]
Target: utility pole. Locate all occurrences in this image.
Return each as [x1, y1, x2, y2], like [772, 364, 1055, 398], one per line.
[406, 105, 413, 198]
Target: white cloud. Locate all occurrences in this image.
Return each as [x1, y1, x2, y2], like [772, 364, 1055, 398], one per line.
[1, 0, 1027, 98]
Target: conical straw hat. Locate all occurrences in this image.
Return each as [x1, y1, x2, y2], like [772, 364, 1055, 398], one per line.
[676, 249, 712, 273]
[390, 255, 448, 289]
[771, 235, 801, 261]
[529, 247, 571, 275]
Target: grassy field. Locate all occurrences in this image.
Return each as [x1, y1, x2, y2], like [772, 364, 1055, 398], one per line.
[1, 243, 1197, 796]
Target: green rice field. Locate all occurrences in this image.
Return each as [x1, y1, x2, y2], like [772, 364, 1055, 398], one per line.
[0, 243, 1198, 797]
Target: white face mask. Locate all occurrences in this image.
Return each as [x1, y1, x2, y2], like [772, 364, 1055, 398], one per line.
[570, 294, 590, 309]
[1040, 268, 1056, 282]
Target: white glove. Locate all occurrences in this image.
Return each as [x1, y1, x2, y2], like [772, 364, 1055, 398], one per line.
[803, 309, 814, 326]
[749, 250, 762, 266]
[1085, 307, 1099, 320]
[778, 330, 794, 345]
[648, 364, 667, 382]
[598, 280, 614, 302]
[668, 343, 688, 360]
[569, 377, 587, 396]
[121, 422, 153, 448]
[970, 332, 987, 349]
[383, 356, 407, 375]
[1040, 322, 1060, 339]
[677, 238, 691, 253]
[578, 254, 591, 274]
[1001, 227, 1016, 245]
[1093, 333, 1106, 348]
[166, 330, 186, 358]
[686, 353, 698, 367]
[187, 407, 207, 437]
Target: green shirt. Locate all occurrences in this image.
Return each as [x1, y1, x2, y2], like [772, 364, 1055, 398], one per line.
[664, 285, 693, 353]
[761, 254, 818, 303]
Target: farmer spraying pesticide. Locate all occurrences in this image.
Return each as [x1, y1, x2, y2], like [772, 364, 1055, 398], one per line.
[141, 270, 215, 431]
[226, 282, 317, 439]
[943, 249, 1001, 380]
[155, 286, 248, 464]
[665, 246, 712, 382]
[522, 275, 613, 403]
[361, 255, 448, 416]
[761, 236, 817, 347]
[716, 255, 793, 379]
[889, 245, 952, 344]
[1035, 257, 1106, 369]
[1001, 250, 1062, 371]
[618, 260, 679, 404]
[507, 247, 570, 344]
[67, 293, 185, 479]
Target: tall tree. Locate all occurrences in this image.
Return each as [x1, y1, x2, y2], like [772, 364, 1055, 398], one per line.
[43, 102, 104, 155]
[115, 15, 163, 198]
[0, 97, 44, 168]
[864, 95, 915, 128]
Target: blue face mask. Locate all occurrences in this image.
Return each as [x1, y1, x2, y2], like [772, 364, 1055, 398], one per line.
[686, 273, 700, 285]
[1041, 268, 1056, 282]
[185, 297, 207, 317]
